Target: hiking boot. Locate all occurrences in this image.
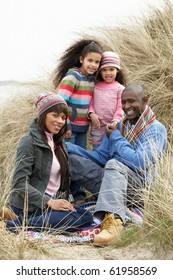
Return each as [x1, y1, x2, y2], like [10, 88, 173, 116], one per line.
[0, 206, 17, 221]
[93, 213, 123, 246]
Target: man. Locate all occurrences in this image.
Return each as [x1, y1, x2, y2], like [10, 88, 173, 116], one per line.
[67, 84, 167, 246]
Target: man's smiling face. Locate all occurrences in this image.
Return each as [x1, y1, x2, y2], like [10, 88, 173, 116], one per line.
[122, 89, 147, 124]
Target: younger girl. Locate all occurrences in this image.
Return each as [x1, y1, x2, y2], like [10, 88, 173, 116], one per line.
[53, 39, 103, 149]
[88, 51, 126, 150]
[6, 92, 93, 232]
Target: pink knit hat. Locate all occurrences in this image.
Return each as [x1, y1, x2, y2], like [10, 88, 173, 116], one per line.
[36, 92, 67, 117]
[99, 51, 120, 71]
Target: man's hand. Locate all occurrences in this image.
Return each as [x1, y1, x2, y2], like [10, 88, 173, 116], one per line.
[106, 122, 118, 137]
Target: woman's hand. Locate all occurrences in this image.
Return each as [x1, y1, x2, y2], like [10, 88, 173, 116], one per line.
[47, 199, 76, 212]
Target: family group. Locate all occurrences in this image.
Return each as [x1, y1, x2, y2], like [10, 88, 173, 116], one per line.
[1, 39, 167, 247]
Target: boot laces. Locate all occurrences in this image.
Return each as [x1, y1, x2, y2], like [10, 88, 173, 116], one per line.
[101, 214, 116, 233]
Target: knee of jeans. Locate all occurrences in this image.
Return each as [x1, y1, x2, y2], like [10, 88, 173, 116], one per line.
[105, 159, 127, 176]
[69, 154, 80, 171]
[69, 154, 80, 163]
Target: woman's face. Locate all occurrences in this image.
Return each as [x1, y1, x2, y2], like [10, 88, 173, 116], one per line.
[45, 111, 67, 134]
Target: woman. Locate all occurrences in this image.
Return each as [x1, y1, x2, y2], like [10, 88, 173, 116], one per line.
[6, 92, 93, 232]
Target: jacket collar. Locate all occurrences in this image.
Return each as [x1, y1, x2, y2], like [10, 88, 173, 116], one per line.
[29, 118, 48, 148]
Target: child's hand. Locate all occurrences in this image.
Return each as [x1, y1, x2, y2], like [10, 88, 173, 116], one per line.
[110, 120, 118, 128]
[90, 113, 102, 128]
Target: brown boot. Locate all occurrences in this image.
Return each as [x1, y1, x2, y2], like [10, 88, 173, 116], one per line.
[93, 213, 123, 246]
[0, 206, 17, 221]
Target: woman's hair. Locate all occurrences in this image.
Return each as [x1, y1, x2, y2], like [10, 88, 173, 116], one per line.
[37, 103, 69, 192]
[53, 39, 103, 88]
[96, 69, 127, 86]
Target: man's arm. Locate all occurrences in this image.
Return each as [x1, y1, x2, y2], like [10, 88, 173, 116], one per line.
[108, 121, 167, 172]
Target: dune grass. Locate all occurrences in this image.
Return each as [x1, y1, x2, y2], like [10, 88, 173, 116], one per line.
[83, 0, 173, 140]
[1, 0, 173, 259]
[118, 147, 173, 257]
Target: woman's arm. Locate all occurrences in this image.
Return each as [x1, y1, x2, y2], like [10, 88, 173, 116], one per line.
[12, 135, 50, 208]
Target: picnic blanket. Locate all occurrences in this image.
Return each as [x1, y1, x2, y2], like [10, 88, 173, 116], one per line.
[23, 202, 144, 245]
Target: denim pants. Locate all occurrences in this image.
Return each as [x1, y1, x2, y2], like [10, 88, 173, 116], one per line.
[69, 154, 144, 222]
[6, 205, 93, 232]
[66, 131, 87, 149]
[66, 131, 88, 201]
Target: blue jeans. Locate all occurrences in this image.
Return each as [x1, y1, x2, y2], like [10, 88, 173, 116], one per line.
[69, 154, 144, 222]
[66, 131, 87, 149]
[66, 131, 88, 201]
[70, 181, 86, 202]
[6, 205, 93, 232]
[92, 144, 99, 151]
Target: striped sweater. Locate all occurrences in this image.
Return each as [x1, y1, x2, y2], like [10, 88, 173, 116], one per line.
[58, 67, 95, 132]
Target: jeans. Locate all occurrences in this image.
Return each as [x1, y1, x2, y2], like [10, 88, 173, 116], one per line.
[66, 131, 88, 201]
[66, 131, 87, 149]
[69, 154, 144, 222]
[6, 205, 93, 232]
[70, 181, 86, 202]
[93, 144, 99, 151]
